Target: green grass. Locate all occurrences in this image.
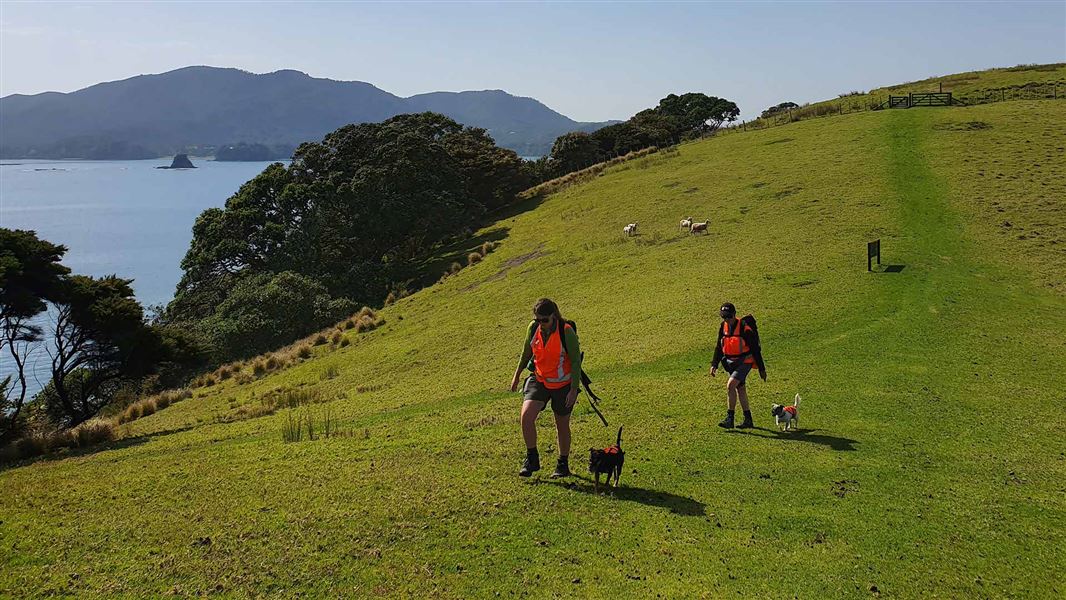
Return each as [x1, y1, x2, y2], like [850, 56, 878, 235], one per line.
[2, 98, 1065, 598]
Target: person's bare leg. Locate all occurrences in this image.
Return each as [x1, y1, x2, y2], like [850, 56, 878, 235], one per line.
[727, 378, 740, 411]
[521, 400, 541, 449]
[737, 385, 751, 413]
[554, 413, 571, 457]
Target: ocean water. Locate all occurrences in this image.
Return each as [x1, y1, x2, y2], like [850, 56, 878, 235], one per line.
[0, 158, 281, 307]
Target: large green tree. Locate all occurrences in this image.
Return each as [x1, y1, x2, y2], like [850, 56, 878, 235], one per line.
[202, 271, 355, 359]
[653, 93, 740, 136]
[548, 132, 603, 176]
[46, 275, 168, 427]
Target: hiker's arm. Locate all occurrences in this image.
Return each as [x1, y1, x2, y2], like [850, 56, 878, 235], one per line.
[710, 328, 724, 370]
[510, 323, 535, 391]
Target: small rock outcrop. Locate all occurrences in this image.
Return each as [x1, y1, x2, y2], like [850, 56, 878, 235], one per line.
[157, 154, 196, 169]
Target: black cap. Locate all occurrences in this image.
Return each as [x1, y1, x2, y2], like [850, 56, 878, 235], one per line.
[719, 302, 736, 318]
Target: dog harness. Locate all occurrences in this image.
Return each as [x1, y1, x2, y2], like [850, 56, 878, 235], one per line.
[531, 323, 573, 390]
[721, 319, 755, 367]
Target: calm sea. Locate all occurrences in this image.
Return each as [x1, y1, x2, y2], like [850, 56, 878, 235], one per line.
[0, 158, 281, 307]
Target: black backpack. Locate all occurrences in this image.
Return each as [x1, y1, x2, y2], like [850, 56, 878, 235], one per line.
[740, 314, 760, 349]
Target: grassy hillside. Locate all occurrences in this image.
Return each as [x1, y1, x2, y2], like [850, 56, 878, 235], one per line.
[2, 98, 1064, 598]
[748, 62, 1065, 126]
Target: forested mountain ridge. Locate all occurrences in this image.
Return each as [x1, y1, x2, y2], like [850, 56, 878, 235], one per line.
[0, 66, 617, 159]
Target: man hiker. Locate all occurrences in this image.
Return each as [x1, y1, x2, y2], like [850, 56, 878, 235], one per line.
[509, 298, 581, 478]
[710, 302, 766, 429]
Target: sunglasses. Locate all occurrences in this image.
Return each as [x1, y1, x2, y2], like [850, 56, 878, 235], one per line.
[534, 315, 554, 324]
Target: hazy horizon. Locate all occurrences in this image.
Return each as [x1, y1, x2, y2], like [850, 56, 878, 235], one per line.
[2, 1, 1064, 122]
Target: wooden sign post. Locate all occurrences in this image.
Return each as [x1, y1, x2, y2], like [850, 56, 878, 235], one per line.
[868, 239, 881, 272]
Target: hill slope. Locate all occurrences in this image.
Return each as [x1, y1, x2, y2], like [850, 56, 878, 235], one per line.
[2, 99, 1064, 597]
[0, 66, 616, 158]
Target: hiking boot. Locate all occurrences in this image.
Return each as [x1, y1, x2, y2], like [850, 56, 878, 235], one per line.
[519, 454, 541, 477]
[550, 457, 571, 479]
[717, 414, 735, 429]
[737, 414, 754, 429]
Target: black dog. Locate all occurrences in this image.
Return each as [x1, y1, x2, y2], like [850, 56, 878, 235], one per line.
[589, 427, 624, 492]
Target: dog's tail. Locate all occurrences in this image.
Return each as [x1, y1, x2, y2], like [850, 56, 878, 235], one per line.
[616, 426, 623, 447]
[794, 393, 802, 407]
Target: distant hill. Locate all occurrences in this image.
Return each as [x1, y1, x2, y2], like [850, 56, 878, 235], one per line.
[0, 66, 617, 159]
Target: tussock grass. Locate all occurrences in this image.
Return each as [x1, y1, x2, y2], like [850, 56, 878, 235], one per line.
[1, 419, 115, 462]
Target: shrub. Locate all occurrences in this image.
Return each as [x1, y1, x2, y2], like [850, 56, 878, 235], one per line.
[313, 333, 328, 346]
[235, 373, 253, 385]
[450, 261, 463, 274]
[296, 345, 312, 359]
[480, 241, 495, 256]
[339, 337, 351, 348]
[343, 318, 356, 330]
[155, 394, 171, 410]
[330, 331, 342, 345]
[140, 400, 157, 418]
[356, 306, 376, 320]
[253, 359, 268, 376]
[321, 365, 340, 380]
[354, 316, 380, 333]
[265, 355, 280, 370]
[467, 252, 482, 265]
[217, 366, 233, 380]
[121, 403, 144, 424]
[203, 374, 217, 387]
[74, 420, 114, 447]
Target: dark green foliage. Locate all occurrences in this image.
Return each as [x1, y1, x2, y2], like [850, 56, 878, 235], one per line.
[653, 93, 740, 136]
[0, 229, 71, 437]
[45, 275, 170, 427]
[548, 132, 603, 176]
[201, 271, 355, 360]
[168, 112, 531, 363]
[761, 102, 800, 119]
[547, 92, 739, 176]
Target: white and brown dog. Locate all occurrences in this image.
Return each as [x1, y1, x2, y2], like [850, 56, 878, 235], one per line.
[771, 394, 801, 431]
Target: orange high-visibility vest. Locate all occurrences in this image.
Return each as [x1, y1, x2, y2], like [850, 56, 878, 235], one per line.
[531, 322, 573, 390]
[722, 319, 755, 366]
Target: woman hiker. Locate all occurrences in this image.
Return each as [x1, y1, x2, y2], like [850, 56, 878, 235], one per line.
[710, 302, 766, 429]
[509, 298, 582, 478]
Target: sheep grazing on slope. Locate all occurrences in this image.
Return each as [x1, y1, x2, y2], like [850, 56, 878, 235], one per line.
[679, 217, 693, 230]
[690, 221, 709, 235]
[623, 222, 638, 237]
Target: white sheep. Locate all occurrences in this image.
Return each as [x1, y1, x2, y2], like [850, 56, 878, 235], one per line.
[623, 224, 635, 237]
[679, 217, 693, 230]
[690, 221, 709, 235]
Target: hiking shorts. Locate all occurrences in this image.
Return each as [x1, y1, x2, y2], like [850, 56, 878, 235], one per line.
[522, 375, 576, 416]
[723, 359, 753, 386]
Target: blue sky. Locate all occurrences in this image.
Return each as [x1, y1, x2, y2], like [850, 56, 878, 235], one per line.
[1, 1, 1063, 122]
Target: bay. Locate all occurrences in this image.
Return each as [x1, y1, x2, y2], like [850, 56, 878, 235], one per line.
[0, 158, 281, 307]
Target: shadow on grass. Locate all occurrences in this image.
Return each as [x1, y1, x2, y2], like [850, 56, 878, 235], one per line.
[409, 227, 511, 289]
[724, 427, 858, 451]
[542, 475, 706, 516]
[0, 424, 198, 472]
[487, 192, 549, 222]
[881, 264, 906, 273]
